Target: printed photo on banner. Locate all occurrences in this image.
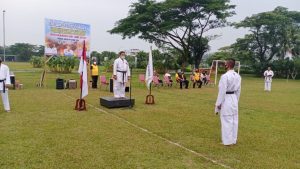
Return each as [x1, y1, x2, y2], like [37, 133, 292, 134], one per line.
[44, 18, 91, 58]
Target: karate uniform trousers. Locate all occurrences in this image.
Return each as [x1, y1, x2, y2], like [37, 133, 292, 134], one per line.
[1, 91, 10, 111]
[264, 78, 272, 91]
[264, 70, 273, 91]
[220, 95, 239, 145]
[0, 64, 11, 111]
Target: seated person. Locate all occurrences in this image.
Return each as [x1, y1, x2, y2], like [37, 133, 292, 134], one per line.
[201, 71, 208, 85]
[164, 70, 173, 86]
[175, 71, 180, 82]
[193, 69, 202, 88]
[176, 71, 189, 89]
[154, 70, 163, 86]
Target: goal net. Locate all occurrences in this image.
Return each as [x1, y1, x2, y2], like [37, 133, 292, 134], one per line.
[209, 60, 240, 86]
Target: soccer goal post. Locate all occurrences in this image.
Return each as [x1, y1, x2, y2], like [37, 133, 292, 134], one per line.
[209, 60, 240, 86]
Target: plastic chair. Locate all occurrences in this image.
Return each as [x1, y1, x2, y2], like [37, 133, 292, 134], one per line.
[100, 75, 109, 90]
[163, 75, 172, 87]
[152, 76, 162, 87]
[139, 74, 145, 86]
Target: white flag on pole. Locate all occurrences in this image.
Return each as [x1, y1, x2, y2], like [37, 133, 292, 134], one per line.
[145, 47, 153, 89]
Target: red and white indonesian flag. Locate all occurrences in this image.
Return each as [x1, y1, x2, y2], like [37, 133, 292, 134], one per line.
[145, 47, 153, 89]
[78, 41, 88, 98]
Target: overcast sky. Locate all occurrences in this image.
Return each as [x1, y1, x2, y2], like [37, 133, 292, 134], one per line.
[1, 0, 300, 53]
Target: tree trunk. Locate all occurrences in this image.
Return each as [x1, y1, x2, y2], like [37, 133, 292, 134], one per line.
[194, 59, 200, 69]
[181, 62, 188, 72]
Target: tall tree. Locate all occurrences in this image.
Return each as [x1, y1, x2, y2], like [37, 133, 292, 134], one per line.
[234, 7, 300, 74]
[101, 51, 117, 61]
[109, 0, 235, 69]
[90, 51, 101, 64]
[9, 43, 42, 61]
[135, 51, 148, 69]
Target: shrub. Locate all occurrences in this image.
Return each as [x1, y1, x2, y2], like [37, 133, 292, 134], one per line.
[47, 56, 79, 73]
[30, 56, 45, 68]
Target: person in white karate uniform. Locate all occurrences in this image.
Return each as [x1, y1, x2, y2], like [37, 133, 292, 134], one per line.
[264, 67, 274, 92]
[0, 58, 11, 112]
[215, 58, 241, 146]
[113, 51, 131, 98]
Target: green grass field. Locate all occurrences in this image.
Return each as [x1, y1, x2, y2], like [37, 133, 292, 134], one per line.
[0, 62, 299, 169]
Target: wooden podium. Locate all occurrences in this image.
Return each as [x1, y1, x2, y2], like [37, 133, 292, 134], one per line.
[100, 97, 134, 108]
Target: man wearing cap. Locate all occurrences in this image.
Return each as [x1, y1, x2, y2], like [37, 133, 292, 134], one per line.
[215, 58, 241, 146]
[192, 69, 202, 88]
[113, 51, 131, 98]
[90, 61, 99, 88]
[0, 58, 11, 112]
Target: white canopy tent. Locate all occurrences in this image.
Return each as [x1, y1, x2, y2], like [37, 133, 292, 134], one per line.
[209, 60, 241, 86]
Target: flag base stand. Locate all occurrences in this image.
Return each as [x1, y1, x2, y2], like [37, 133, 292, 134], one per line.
[75, 99, 86, 111]
[145, 94, 155, 104]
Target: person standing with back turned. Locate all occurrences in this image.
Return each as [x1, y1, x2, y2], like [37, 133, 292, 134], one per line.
[0, 58, 11, 112]
[215, 58, 241, 146]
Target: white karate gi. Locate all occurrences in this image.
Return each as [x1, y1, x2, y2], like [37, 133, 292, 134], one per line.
[215, 70, 241, 145]
[0, 64, 11, 111]
[113, 58, 130, 98]
[264, 70, 274, 91]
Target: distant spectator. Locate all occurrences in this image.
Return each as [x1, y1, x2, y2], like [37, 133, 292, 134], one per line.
[193, 69, 202, 88]
[201, 71, 208, 85]
[176, 71, 189, 89]
[164, 70, 173, 82]
[154, 70, 163, 86]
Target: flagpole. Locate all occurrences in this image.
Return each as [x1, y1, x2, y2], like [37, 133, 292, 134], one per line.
[75, 40, 87, 111]
[129, 67, 133, 107]
[3, 10, 6, 62]
[80, 71, 83, 100]
[145, 46, 154, 104]
[79, 43, 85, 100]
[149, 46, 152, 96]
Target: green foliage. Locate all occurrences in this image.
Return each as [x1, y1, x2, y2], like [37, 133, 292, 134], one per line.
[8, 43, 44, 61]
[90, 51, 101, 64]
[233, 6, 300, 74]
[205, 48, 233, 65]
[46, 56, 79, 73]
[136, 51, 148, 69]
[272, 57, 300, 79]
[190, 37, 210, 68]
[103, 59, 114, 72]
[152, 49, 177, 73]
[125, 56, 136, 68]
[30, 56, 45, 68]
[109, 0, 235, 69]
[91, 51, 118, 66]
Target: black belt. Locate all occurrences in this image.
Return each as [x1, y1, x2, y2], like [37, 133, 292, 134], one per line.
[117, 70, 127, 85]
[0, 79, 6, 93]
[226, 91, 234, 94]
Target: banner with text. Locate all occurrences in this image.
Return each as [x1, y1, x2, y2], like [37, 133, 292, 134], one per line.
[45, 18, 90, 57]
